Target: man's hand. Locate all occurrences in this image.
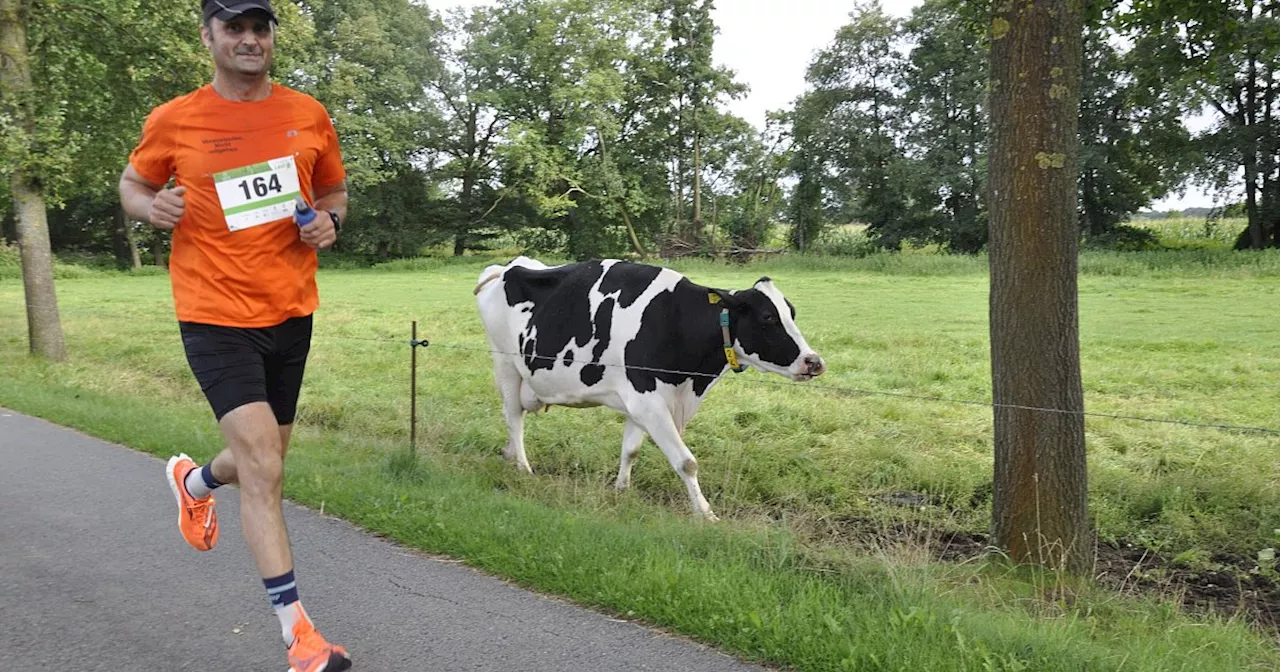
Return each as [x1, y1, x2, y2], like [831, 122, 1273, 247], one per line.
[299, 211, 337, 250]
[148, 186, 187, 230]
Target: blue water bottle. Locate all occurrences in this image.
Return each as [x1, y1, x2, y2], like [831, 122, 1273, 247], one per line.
[294, 196, 316, 227]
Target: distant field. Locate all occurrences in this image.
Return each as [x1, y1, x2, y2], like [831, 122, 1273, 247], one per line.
[1132, 216, 1248, 248]
[3, 248, 1279, 670]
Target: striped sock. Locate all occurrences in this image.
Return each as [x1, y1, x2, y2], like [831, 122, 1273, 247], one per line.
[264, 570, 304, 647]
[184, 463, 222, 499]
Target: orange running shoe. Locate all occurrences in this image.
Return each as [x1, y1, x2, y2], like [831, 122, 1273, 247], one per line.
[164, 453, 219, 551]
[287, 613, 352, 672]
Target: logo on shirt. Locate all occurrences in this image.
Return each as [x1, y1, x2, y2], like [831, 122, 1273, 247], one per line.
[202, 135, 244, 155]
[286, 129, 299, 137]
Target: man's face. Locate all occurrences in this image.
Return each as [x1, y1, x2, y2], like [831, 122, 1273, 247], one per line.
[201, 11, 275, 77]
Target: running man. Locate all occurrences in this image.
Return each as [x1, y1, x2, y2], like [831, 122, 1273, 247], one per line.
[118, 1, 351, 670]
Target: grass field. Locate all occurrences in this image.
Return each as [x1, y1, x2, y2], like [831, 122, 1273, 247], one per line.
[3, 247, 1280, 670]
[1132, 216, 1248, 249]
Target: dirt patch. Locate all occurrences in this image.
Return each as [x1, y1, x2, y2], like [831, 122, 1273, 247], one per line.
[795, 509, 1280, 635]
[1091, 544, 1280, 631]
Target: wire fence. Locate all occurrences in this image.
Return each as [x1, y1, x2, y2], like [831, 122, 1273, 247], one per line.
[316, 329, 1280, 438]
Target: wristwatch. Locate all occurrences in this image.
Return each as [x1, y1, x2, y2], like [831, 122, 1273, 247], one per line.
[327, 210, 342, 233]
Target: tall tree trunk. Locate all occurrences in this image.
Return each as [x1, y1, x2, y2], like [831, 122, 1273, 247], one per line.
[126, 217, 141, 269]
[620, 206, 646, 259]
[11, 173, 67, 360]
[1244, 49, 1264, 249]
[1264, 71, 1279, 248]
[1267, 169, 1280, 249]
[692, 106, 702, 242]
[456, 168, 475, 257]
[748, 171, 765, 249]
[456, 108, 479, 257]
[708, 193, 717, 250]
[987, 0, 1091, 573]
[596, 129, 646, 259]
[1244, 149, 1263, 249]
[2, 0, 67, 361]
[112, 207, 141, 270]
[1265, 34, 1280, 248]
[111, 209, 128, 268]
[152, 228, 168, 269]
[675, 99, 685, 236]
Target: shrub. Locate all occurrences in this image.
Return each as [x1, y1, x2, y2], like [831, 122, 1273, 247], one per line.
[809, 227, 877, 257]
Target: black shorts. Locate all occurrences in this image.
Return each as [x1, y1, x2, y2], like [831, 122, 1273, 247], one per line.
[179, 315, 313, 424]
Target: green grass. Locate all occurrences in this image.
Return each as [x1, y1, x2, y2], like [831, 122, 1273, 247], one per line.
[3, 247, 1280, 670]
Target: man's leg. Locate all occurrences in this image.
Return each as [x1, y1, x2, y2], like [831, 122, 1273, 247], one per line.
[213, 400, 346, 671]
[219, 401, 292, 578]
[187, 422, 295, 488]
[166, 322, 274, 552]
[255, 315, 349, 671]
[170, 316, 346, 670]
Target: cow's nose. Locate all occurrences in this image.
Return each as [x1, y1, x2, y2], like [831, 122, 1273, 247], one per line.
[804, 354, 825, 376]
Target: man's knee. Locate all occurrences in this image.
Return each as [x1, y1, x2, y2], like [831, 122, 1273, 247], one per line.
[239, 448, 283, 494]
[221, 403, 285, 497]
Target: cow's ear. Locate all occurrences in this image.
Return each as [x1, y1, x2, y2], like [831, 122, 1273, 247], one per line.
[709, 289, 739, 310]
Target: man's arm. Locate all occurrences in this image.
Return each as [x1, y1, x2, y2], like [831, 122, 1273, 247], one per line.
[119, 164, 185, 230]
[299, 179, 348, 250]
[314, 179, 348, 224]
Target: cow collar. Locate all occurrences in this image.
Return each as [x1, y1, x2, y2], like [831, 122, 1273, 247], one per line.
[709, 292, 746, 373]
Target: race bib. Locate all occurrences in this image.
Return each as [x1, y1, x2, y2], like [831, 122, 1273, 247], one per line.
[213, 155, 302, 231]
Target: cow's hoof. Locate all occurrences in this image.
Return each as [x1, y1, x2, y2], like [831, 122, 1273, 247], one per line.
[701, 512, 720, 523]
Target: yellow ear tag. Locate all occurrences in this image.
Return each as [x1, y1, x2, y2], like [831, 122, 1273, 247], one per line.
[708, 293, 721, 304]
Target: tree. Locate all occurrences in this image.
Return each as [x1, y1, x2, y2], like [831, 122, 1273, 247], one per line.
[987, 0, 1092, 573]
[3, 0, 254, 276]
[1, 0, 66, 360]
[37, 0, 209, 268]
[791, 2, 913, 248]
[1125, 0, 1280, 248]
[712, 113, 790, 255]
[656, 0, 742, 242]
[489, 0, 649, 259]
[1077, 7, 1194, 239]
[430, 7, 510, 256]
[786, 142, 825, 252]
[902, 0, 989, 252]
[300, 0, 444, 256]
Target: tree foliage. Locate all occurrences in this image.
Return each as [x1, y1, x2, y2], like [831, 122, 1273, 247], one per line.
[1, 0, 1263, 261]
[1123, 0, 1280, 249]
[1078, 12, 1195, 239]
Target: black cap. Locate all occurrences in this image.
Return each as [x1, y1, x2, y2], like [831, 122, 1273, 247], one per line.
[202, 0, 278, 23]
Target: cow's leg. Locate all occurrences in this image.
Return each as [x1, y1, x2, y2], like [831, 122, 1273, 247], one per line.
[634, 408, 716, 521]
[614, 420, 645, 491]
[495, 362, 533, 474]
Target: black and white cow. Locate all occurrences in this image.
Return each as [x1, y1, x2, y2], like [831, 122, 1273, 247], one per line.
[474, 257, 825, 520]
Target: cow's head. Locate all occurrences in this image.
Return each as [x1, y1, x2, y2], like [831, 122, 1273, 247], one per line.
[714, 278, 825, 382]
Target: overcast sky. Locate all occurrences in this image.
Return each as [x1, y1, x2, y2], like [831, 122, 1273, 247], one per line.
[437, 0, 1216, 209]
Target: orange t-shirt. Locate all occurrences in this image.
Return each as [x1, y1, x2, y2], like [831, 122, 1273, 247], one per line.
[128, 84, 346, 328]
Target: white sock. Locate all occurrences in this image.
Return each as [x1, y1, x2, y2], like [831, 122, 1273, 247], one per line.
[184, 465, 215, 499]
[276, 601, 309, 647]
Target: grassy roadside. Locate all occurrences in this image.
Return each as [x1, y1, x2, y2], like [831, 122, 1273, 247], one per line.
[3, 370, 1276, 671]
[3, 249, 1280, 670]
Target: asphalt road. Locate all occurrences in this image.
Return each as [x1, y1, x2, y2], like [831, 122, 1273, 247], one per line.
[0, 409, 769, 672]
